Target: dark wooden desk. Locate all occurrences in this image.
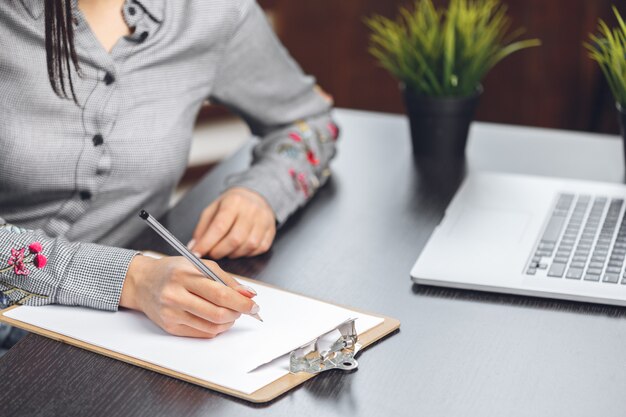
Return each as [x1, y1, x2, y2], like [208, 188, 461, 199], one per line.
[2, 110, 626, 417]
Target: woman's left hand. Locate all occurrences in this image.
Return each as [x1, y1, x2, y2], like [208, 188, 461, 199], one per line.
[188, 188, 276, 259]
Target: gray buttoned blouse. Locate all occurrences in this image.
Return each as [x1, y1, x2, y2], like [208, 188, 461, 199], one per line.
[0, 0, 338, 310]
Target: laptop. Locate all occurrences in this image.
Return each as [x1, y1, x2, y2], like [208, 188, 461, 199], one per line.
[411, 172, 626, 306]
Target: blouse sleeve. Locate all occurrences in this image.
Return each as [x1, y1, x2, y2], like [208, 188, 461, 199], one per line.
[209, 0, 340, 225]
[0, 218, 136, 311]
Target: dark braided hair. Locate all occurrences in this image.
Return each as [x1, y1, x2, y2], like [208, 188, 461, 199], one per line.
[44, 0, 80, 102]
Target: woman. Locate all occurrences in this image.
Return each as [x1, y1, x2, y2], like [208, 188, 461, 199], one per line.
[0, 0, 338, 342]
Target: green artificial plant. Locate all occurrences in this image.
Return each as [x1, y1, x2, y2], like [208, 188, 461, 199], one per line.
[586, 7, 626, 109]
[366, 0, 541, 97]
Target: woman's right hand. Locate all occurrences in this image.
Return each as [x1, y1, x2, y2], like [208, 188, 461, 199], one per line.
[119, 255, 259, 338]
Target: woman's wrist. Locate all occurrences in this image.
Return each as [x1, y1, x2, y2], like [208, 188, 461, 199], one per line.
[120, 254, 151, 311]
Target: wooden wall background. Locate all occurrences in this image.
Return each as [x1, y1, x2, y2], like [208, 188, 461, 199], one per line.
[248, 0, 623, 134]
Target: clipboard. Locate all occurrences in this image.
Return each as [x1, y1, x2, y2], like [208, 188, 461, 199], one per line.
[0, 276, 400, 403]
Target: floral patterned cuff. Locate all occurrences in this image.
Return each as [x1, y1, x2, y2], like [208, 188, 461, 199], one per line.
[0, 241, 49, 305]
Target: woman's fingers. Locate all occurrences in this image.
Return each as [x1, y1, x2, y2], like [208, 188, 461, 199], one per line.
[181, 290, 241, 324]
[193, 205, 238, 257]
[165, 323, 222, 339]
[229, 221, 267, 258]
[161, 308, 235, 338]
[190, 188, 277, 259]
[250, 227, 276, 257]
[199, 261, 256, 298]
[177, 261, 256, 324]
[186, 277, 258, 316]
[209, 214, 253, 259]
[179, 310, 235, 336]
[189, 201, 219, 253]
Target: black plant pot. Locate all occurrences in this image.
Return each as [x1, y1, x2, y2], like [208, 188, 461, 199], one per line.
[403, 87, 482, 158]
[619, 104, 626, 164]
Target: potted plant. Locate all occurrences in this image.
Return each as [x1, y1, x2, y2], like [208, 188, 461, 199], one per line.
[586, 7, 626, 162]
[366, 0, 540, 157]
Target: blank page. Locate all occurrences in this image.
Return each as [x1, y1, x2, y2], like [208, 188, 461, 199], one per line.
[5, 282, 383, 395]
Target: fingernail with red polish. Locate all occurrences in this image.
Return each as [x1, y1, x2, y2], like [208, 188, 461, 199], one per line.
[237, 285, 257, 297]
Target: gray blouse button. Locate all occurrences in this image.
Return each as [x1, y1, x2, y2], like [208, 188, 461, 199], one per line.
[103, 72, 115, 85]
[79, 190, 92, 201]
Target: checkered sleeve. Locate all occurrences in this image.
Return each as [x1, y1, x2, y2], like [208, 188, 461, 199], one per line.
[0, 218, 137, 311]
[210, 0, 340, 225]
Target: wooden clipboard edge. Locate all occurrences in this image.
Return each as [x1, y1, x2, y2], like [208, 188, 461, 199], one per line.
[0, 277, 400, 404]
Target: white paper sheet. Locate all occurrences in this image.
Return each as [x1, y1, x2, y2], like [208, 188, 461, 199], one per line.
[4, 282, 383, 395]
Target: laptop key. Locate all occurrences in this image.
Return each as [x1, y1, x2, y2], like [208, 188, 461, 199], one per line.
[547, 263, 566, 278]
[587, 267, 603, 275]
[585, 274, 601, 282]
[541, 214, 567, 243]
[603, 273, 619, 284]
[538, 242, 555, 250]
[566, 268, 583, 279]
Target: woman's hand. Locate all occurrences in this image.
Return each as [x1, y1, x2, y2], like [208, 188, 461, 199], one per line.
[120, 255, 259, 338]
[188, 187, 276, 259]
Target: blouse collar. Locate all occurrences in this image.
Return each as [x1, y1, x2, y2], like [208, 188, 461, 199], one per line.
[20, 0, 163, 22]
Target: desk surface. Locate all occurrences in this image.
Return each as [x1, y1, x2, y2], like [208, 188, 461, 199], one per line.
[2, 110, 626, 417]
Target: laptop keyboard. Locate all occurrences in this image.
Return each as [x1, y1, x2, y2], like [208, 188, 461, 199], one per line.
[526, 193, 626, 284]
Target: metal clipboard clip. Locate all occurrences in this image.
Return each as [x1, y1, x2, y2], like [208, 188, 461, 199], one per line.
[289, 318, 361, 374]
